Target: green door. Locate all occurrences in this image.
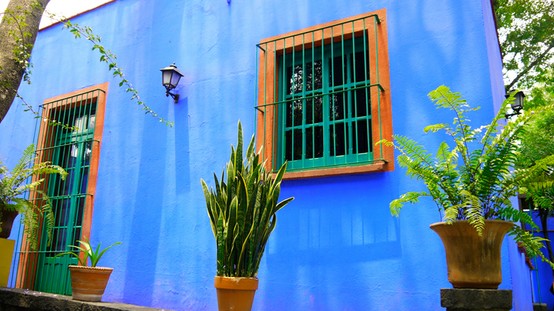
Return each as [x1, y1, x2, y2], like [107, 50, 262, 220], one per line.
[34, 104, 97, 294]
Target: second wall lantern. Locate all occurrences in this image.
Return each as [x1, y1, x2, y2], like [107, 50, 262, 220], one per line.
[505, 90, 524, 119]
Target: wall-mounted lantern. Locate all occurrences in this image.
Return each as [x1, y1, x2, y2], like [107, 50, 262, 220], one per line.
[505, 90, 524, 119]
[161, 63, 184, 103]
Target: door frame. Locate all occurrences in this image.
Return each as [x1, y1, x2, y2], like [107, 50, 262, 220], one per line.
[15, 82, 108, 290]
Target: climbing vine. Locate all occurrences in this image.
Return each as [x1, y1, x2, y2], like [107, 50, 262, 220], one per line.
[63, 19, 174, 127]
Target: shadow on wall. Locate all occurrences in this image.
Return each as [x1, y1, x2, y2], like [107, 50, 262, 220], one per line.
[256, 172, 404, 310]
[121, 127, 165, 305]
[267, 172, 401, 266]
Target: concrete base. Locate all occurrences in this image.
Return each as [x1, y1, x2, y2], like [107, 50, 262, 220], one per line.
[0, 287, 171, 311]
[533, 303, 547, 311]
[440, 288, 512, 311]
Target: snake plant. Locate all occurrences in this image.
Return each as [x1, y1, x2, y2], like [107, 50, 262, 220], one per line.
[201, 122, 294, 277]
[378, 85, 554, 265]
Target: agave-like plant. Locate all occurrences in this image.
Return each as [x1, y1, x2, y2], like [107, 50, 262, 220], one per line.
[58, 238, 121, 267]
[201, 122, 294, 277]
[0, 144, 67, 249]
[377, 85, 554, 265]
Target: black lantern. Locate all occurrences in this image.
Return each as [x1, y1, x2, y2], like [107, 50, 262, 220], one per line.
[505, 90, 524, 119]
[160, 63, 184, 103]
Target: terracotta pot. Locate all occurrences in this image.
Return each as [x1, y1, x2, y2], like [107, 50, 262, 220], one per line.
[214, 276, 258, 311]
[430, 220, 513, 289]
[69, 265, 113, 301]
[0, 209, 18, 239]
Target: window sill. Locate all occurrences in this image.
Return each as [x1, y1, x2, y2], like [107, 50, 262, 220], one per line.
[281, 160, 390, 180]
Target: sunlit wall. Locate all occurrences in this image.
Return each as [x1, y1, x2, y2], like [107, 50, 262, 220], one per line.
[0, 0, 532, 310]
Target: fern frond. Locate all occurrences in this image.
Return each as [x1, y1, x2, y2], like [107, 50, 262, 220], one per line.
[390, 191, 429, 216]
[509, 227, 554, 269]
[424, 123, 448, 133]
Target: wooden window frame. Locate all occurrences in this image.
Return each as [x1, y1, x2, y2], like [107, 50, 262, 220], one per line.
[256, 9, 394, 179]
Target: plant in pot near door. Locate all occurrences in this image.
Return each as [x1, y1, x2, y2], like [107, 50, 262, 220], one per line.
[58, 239, 121, 302]
[201, 122, 294, 311]
[377, 85, 554, 289]
[0, 144, 66, 247]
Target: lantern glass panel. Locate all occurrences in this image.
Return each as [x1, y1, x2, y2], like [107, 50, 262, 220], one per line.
[162, 70, 173, 87]
[170, 73, 182, 88]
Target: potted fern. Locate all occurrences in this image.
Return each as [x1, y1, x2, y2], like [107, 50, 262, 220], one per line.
[0, 144, 66, 245]
[58, 239, 121, 302]
[378, 85, 554, 289]
[201, 121, 294, 311]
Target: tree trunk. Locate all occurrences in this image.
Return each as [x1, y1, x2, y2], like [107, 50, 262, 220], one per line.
[0, 0, 49, 123]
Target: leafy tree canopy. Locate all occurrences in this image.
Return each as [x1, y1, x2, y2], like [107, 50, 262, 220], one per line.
[494, 0, 554, 92]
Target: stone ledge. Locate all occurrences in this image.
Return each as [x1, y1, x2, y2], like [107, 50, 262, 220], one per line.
[0, 287, 172, 311]
[441, 288, 512, 311]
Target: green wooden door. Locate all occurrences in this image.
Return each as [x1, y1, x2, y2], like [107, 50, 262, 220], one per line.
[34, 104, 97, 294]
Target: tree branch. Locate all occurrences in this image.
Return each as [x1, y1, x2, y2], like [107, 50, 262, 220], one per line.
[506, 41, 554, 91]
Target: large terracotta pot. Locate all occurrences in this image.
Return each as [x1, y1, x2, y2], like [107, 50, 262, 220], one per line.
[69, 265, 113, 302]
[430, 220, 513, 289]
[214, 276, 258, 311]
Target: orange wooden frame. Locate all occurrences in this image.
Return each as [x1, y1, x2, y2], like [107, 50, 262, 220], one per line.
[256, 9, 394, 179]
[16, 82, 108, 289]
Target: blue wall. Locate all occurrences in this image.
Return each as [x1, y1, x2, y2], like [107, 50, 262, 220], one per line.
[0, 0, 534, 310]
[528, 212, 554, 309]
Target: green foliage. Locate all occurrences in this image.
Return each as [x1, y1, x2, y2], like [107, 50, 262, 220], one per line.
[516, 103, 554, 249]
[0, 144, 67, 249]
[516, 89, 554, 247]
[494, 0, 554, 90]
[377, 85, 554, 266]
[57, 238, 121, 267]
[201, 122, 294, 277]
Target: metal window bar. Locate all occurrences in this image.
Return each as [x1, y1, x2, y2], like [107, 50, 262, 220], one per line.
[11, 89, 102, 295]
[255, 14, 383, 172]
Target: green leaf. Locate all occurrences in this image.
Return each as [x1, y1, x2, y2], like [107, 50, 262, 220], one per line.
[424, 123, 448, 133]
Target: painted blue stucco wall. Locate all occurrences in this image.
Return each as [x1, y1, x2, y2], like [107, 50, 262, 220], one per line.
[0, 0, 536, 310]
[528, 213, 554, 309]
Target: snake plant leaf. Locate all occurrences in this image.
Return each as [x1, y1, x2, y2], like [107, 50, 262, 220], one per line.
[235, 123, 244, 174]
[216, 214, 225, 274]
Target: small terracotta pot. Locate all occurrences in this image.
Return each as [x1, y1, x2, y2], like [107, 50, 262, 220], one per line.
[430, 220, 513, 289]
[69, 265, 113, 302]
[214, 276, 258, 311]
